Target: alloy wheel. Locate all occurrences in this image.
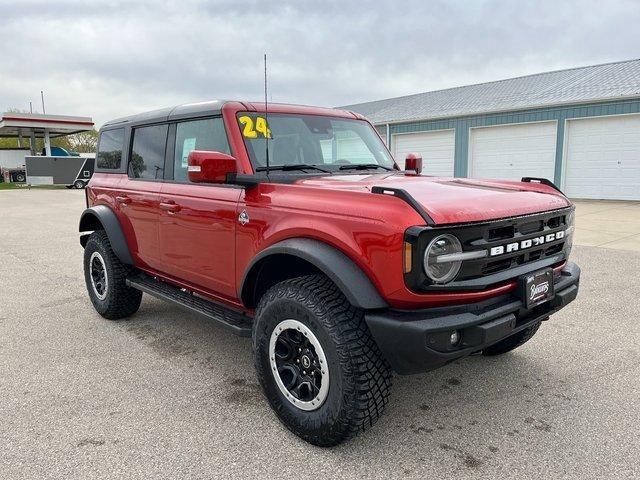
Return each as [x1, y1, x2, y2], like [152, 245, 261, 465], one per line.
[268, 319, 329, 411]
[89, 251, 108, 300]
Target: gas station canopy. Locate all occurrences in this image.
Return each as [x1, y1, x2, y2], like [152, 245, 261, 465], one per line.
[0, 112, 94, 157]
[0, 112, 94, 138]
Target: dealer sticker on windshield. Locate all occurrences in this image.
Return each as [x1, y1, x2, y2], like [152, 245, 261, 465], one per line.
[238, 115, 271, 139]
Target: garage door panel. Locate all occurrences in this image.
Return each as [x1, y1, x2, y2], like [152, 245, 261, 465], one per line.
[622, 150, 639, 162]
[470, 122, 557, 181]
[564, 114, 640, 200]
[393, 130, 455, 176]
[624, 132, 640, 143]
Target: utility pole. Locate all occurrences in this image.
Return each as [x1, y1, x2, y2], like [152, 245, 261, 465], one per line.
[41, 91, 46, 114]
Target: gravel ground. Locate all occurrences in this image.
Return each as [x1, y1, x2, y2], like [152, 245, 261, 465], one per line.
[0, 189, 638, 479]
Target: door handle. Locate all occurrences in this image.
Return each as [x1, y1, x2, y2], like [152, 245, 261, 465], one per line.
[116, 195, 131, 205]
[160, 201, 181, 213]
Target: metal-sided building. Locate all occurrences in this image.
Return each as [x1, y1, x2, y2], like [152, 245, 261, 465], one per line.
[342, 59, 640, 200]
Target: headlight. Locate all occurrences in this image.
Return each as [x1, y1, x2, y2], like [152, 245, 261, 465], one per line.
[566, 209, 575, 228]
[565, 209, 575, 257]
[423, 234, 462, 283]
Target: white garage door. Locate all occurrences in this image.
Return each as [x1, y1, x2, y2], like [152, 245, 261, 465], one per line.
[469, 121, 557, 181]
[564, 114, 640, 200]
[393, 130, 455, 175]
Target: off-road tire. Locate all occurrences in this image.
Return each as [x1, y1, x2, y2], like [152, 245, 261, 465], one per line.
[253, 274, 392, 447]
[482, 321, 542, 356]
[83, 230, 142, 320]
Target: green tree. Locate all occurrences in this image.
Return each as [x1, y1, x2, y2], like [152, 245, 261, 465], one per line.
[67, 129, 99, 153]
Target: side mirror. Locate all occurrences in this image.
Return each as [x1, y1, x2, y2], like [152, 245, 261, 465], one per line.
[188, 150, 237, 183]
[405, 153, 423, 175]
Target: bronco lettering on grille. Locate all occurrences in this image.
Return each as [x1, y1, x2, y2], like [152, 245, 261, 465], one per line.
[489, 230, 566, 257]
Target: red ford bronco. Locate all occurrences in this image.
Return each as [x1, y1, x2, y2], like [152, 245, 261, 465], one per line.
[80, 100, 580, 446]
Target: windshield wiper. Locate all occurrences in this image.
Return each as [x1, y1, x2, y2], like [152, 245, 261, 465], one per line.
[338, 164, 393, 171]
[256, 164, 331, 173]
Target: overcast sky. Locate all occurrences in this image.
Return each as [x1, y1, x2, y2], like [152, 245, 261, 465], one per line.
[1, 0, 639, 127]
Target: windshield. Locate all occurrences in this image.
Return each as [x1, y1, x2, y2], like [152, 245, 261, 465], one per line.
[237, 113, 396, 172]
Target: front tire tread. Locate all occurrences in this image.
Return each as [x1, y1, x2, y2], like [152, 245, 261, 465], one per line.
[83, 230, 142, 320]
[253, 274, 392, 446]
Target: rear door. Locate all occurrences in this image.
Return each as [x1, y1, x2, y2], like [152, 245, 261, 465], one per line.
[159, 117, 241, 300]
[117, 123, 168, 271]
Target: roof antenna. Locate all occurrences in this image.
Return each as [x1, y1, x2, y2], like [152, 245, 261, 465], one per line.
[264, 53, 270, 176]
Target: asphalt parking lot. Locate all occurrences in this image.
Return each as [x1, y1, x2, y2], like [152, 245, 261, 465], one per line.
[1, 189, 638, 479]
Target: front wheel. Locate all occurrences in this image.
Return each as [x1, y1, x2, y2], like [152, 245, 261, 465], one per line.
[83, 230, 142, 320]
[253, 274, 392, 447]
[74, 180, 86, 189]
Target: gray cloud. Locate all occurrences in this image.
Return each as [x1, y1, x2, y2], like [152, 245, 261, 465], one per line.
[1, 0, 639, 127]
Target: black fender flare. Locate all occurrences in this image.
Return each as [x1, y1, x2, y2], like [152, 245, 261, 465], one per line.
[240, 238, 388, 310]
[79, 205, 133, 265]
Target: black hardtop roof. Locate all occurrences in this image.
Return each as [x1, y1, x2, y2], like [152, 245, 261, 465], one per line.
[101, 100, 230, 130]
[100, 100, 358, 131]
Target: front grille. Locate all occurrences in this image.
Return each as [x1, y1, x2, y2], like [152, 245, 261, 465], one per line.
[482, 258, 512, 275]
[545, 243, 564, 256]
[460, 210, 570, 279]
[404, 207, 573, 292]
[487, 225, 514, 241]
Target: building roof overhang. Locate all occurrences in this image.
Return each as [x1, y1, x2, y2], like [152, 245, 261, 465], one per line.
[0, 113, 94, 138]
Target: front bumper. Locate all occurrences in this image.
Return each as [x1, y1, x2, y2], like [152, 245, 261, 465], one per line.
[365, 262, 580, 374]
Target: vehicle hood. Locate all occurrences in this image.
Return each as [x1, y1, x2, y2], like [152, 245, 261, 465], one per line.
[295, 172, 571, 224]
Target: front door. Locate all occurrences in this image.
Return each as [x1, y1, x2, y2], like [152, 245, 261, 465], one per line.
[159, 117, 241, 300]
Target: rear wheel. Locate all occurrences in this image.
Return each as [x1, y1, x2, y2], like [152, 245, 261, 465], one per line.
[253, 274, 392, 447]
[482, 321, 542, 356]
[83, 230, 142, 320]
[74, 180, 86, 189]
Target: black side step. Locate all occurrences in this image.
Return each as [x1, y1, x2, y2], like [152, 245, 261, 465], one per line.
[126, 273, 252, 337]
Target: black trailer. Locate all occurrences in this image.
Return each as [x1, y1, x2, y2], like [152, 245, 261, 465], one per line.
[25, 156, 94, 188]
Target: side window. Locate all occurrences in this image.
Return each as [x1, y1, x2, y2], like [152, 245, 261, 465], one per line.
[173, 117, 230, 183]
[129, 124, 168, 180]
[96, 128, 124, 170]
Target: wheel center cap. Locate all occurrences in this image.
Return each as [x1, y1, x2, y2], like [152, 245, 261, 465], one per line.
[301, 355, 311, 369]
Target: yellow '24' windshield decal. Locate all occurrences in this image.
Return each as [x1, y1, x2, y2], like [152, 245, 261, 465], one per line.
[239, 115, 271, 139]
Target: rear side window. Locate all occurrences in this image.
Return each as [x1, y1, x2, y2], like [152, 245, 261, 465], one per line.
[96, 128, 124, 170]
[173, 118, 230, 183]
[129, 124, 168, 180]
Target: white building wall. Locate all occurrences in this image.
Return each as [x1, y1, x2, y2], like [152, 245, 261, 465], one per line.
[0, 149, 28, 169]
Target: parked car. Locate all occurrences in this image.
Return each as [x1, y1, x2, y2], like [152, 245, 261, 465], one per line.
[41, 146, 80, 157]
[79, 100, 580, 446]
